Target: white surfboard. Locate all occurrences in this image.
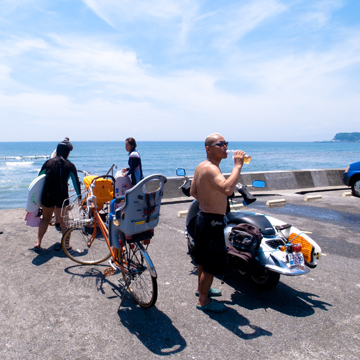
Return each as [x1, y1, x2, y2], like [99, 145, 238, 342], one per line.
[26, 174, 46, 212]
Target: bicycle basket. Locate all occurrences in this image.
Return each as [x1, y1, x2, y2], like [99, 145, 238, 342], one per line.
[61, 189, 91, 227]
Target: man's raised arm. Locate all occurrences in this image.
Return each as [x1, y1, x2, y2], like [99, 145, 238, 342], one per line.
[210, 151, 244, 196]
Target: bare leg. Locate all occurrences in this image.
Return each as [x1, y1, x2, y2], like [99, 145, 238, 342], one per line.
[196, 264, 203, 292]
[197, 265, 214, 307]
[35, 206, 54, 248]
[54, 207, 67, 234]
[54, 206, 71, 249]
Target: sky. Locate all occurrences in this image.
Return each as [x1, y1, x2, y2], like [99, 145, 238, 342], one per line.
[0, 0, 359, 142]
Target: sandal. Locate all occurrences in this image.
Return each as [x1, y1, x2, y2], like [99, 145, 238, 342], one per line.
[33, 245, 42, 252]
[196, 299, 226, 313]
[195, 287, 222, 297]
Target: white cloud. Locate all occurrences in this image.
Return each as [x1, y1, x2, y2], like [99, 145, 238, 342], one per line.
[299, 0, 345, 28]
[0, 0, 358, 141]
[82, 0, 286, 48]
[82, 0, 195, 21]
[0, 64, 12, 81]
[82, 0, 200, 48]
[210, 0, 287, 48]
[0, 36, 48, 58]
[0, 25, 359, 141]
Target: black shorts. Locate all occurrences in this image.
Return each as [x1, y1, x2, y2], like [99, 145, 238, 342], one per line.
[194, 210, 227, 276]
[41, 192, 68, 209]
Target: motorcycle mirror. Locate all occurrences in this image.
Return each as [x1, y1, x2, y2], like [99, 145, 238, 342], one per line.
[252, 180, 265, 188]
[176, 168, 186, 177]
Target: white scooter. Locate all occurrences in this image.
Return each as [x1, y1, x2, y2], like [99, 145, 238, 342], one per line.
[176, 168, 321, 290]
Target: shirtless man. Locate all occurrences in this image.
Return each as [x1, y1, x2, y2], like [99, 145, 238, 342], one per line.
[190, 133, 245, 312]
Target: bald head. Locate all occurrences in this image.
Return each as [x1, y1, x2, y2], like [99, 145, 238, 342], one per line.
[205, 133, 222, 147]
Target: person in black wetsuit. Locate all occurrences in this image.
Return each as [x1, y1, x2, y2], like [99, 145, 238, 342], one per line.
[51, 137, 71, 231]
[34, 140, 81, 250]
[122, 137, 144, 185]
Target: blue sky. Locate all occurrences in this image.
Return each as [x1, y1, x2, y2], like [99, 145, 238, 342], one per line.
[0, 0, 359, 141]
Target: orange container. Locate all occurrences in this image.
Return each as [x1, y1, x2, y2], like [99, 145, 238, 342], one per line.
[84, 176, 114, 209]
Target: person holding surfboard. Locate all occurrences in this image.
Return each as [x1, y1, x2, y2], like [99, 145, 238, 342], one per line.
[34, 140, 81, 250]
[50, 137, 71, 231]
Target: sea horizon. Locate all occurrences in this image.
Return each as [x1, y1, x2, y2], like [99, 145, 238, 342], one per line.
[0, 141, 358, 210]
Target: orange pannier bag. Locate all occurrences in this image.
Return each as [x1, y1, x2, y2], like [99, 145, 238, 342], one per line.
[83, 176, 114, 210]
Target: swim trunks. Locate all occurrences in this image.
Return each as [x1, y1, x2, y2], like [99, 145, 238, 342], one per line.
[194, 210, 227, 276]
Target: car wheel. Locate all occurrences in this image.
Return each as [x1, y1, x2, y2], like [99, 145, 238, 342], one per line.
[351, 176, 360, 197]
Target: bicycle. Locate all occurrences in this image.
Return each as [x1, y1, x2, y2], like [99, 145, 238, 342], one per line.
[61, 173, 167, 309]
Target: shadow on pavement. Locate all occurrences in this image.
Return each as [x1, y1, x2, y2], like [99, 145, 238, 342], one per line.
[187, 255, 331, 339]
[64, 265, 187, 356]
[30, 242, 68, 266]
[187, 250, 332, 318]
[188, 258, 272, 340]
[118, 306, 187, 356]
[224, 270, 332, 317]
[205, 306, 272, 340]
[64, 264, 118, 296]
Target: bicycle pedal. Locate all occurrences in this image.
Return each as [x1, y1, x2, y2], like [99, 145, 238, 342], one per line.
[104, 267, 115, 276]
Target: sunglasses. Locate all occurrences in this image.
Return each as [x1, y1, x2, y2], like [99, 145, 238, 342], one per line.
[210, 141, 228, 148]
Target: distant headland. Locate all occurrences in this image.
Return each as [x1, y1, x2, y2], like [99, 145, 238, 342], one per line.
[315, 132, 360, 143]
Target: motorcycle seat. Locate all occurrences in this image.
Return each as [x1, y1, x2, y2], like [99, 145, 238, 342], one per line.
[226, 212, 276, 236]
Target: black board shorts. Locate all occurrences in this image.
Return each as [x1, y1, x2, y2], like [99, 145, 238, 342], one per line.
[194, 210, 227, 276]
[41, 193, 69, 209]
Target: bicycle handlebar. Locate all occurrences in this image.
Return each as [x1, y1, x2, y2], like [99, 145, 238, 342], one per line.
[78, 163, 117, 178]
[106, 163, 117, 175]
[78, 169, 91, 176]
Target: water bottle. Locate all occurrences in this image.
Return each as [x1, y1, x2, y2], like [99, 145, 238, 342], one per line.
[226, 150, 252, 164]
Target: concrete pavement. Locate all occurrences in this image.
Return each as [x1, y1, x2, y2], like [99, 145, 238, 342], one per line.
[0, 187, 359, 359]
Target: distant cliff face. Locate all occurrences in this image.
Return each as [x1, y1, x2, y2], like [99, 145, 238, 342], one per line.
[333, 132, 360, 142]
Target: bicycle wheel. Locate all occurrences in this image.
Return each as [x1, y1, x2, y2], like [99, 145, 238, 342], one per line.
[62, 223, 111, 265]
[119, 242, 158, 308]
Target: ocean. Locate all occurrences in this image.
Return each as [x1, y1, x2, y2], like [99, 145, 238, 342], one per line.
[0, 141, 358, 210]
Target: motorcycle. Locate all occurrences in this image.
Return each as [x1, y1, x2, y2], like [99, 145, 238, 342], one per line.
[176, 168, 321, 290]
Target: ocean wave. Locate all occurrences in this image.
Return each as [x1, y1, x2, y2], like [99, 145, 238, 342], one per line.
[0, 156, 22, 160]
[21, 155, 49, 159]
[0, 155, 49, 159]
[4, 162, 34, 166]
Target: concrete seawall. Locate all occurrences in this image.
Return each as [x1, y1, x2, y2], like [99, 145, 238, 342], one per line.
[162, 168, 345, 198]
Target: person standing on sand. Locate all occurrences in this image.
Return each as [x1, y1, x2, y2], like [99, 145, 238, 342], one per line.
[190, 133, 245, 312]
